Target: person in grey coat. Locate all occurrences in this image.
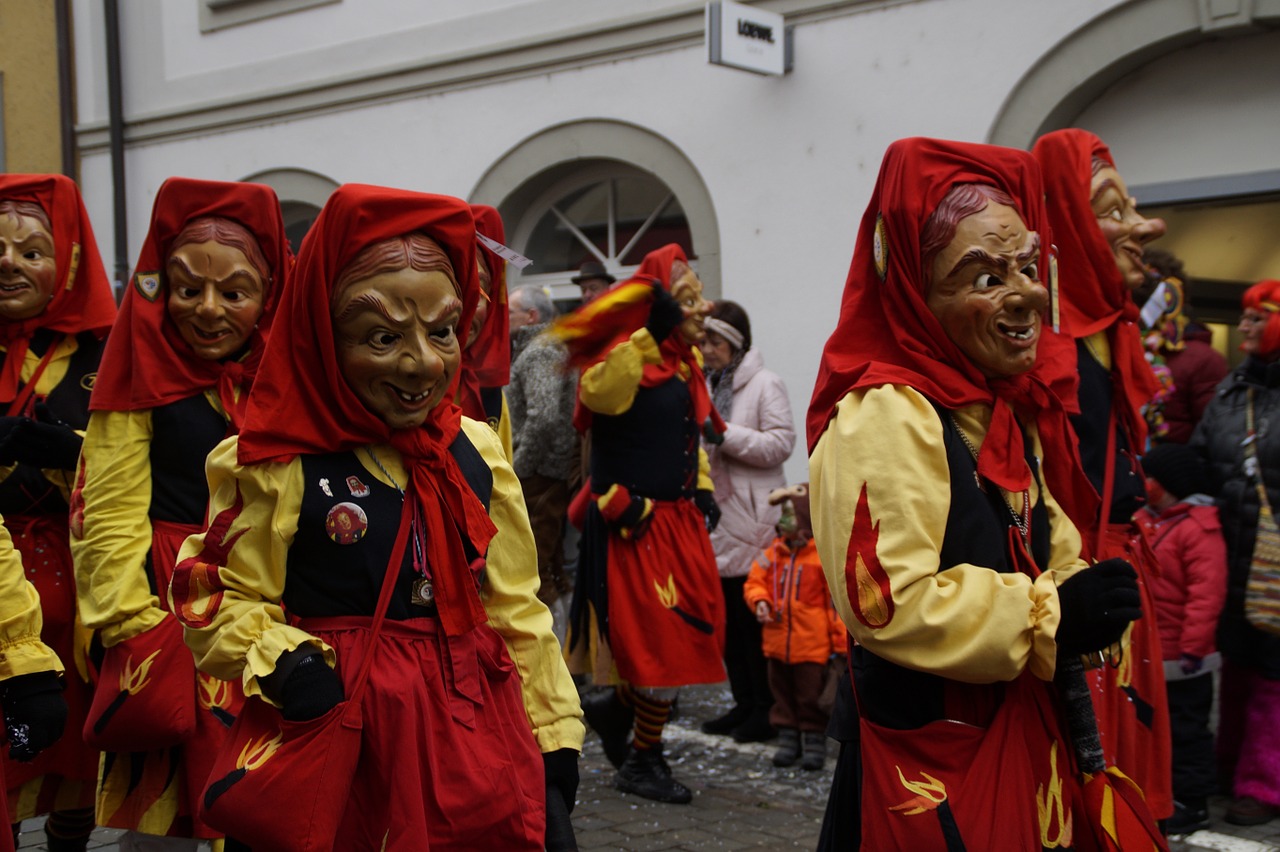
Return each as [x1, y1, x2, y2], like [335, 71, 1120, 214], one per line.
[508, 285, 579, 613]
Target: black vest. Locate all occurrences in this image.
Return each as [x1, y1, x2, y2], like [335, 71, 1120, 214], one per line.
[284, 433, 492, 621]
[853, 406, 1050, 731]
[1071, 339, 1146, 524]
[150, 394, 228, 526]
[589, 378, 700, 501]
[0, 330, 104, 515]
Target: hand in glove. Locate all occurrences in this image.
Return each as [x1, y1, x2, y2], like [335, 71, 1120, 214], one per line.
[1, 671, 67, 762]
[644, 283, 683, 345]
[543, 748, 580, 851]
[597, 485, 653, 540]
[695, 489, 720, 533]
[1055, 558, 1142, 656]
[279, 654, 344, 722]
[0, 404, 83, 470]
[701, 418, 724, 446]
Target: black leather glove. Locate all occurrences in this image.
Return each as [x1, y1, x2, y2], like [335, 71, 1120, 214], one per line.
[1, 670, 67, 762]
[279, 654, 344, 722]
[0, 404, 83, 470]
[702, 418, 724, 446]
[1055, 558, 1142, 655]
[644, 283, 683, 344]
[695, 489, 720, 533]
[544, 748, 580, 851]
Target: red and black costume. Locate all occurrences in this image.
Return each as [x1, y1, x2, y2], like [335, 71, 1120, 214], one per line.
[171, 185, 582, 849]
[566, 244, 726, 689]
[807, 138, 1104, 848]
[0, 174, 117, 828]
[71, 177, 291, 838]
[1034, 128, 1174, 820]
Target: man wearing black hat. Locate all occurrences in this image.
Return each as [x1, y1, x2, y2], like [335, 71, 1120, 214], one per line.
[571, 260, 615, 306]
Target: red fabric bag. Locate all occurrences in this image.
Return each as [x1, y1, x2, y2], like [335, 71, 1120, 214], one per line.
[198, 499, 409, 852]
[83, 613, 197, 751]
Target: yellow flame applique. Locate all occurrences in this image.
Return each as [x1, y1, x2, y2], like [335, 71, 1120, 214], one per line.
[654, 574, 678, 609]
[198, 674, 234, 711]
[119, 649, 162, 694]
[889, 767, 947, 815]
[237, 731, 284, 772]
[1037, 741, 1073, 849]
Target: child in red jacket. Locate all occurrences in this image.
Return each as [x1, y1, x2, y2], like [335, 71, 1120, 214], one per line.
[1140, 442, 1228, 835]
[744, 484, 845, 771]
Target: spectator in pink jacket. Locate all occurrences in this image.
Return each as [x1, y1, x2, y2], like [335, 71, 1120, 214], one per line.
[698, 301, 796, 743]
[1140, 442, 1229, 835]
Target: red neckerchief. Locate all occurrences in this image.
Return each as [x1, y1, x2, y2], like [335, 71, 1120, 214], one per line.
[0, 174, 116, 404]
[806, 138, 1097, 522]
[89, 178, 292, 430]
[237, 184, 495, 636]
[455, 204, 510, 420]
[1032, 129, 1159, 453]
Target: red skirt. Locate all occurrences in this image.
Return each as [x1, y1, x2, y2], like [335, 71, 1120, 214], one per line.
[1088, 523, 1173, 819]
[300, 616, 545, 851]
[606, 499, 726, 687]
[4, 514, 97, 815]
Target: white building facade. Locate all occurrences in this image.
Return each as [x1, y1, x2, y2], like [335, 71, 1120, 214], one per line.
[70, 0, 1280, 480]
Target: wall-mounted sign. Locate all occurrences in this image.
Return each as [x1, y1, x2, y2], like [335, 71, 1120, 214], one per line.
[706, 1, 792, 77]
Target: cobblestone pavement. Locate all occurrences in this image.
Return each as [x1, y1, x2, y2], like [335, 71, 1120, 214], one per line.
[15, 681, 1280, 851]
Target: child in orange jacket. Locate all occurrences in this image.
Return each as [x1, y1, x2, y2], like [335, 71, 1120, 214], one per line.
[744, 483, 846, 771]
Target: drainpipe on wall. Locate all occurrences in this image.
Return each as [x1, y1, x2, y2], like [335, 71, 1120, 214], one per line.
[104, 0, 128, 296]
[54, 0, 76, 179]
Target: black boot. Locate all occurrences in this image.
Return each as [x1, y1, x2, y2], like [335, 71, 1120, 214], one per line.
[772, 727, 801, 767]
[580, 687, 633, 769]
[800, 731, 828, 771]
[615, 745, 693, 804]
[700, 704, 749, 735]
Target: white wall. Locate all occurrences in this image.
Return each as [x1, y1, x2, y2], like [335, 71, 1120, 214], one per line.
[78, 0, 1195, 483]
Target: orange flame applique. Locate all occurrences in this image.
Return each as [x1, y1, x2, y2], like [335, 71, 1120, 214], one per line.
[1037, 741, 1073, 849]
[845, 483, 894, 629]
[198, 674, 233, 711]
[1113, 623, 1134, 688]
[237, 730, 283, 771]
[654, 574, 678, 609]
[119, 649, 162, 694]
[171, 483, 248, 629]
[889, 767, 947, 815]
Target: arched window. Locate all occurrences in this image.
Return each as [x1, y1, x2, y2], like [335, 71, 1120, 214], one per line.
[471, 119, 720, 304]
[240, 167, 338, 253]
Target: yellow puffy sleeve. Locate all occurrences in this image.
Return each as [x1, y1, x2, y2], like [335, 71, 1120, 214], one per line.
[0, 518, 63, 679]
[170, 437, 330, 700]
[577, 329, 663, 416]
[71, 409, 167, 647]
[461, 418, 585, 753]
[810, 386, 1084, 684]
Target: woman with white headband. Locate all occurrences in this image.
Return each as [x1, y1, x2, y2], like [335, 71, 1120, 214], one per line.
[697, 300, 797, 744]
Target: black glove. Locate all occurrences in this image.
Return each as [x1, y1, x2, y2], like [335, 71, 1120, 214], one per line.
[1055, 558, 1142, 655]
[544, 748, 580, 851]
[695, 489, 720, 533]
[645, 283, 683, 344]
[279, 654, 345, 722]
[1, 670, 67, 762]
[702, 418, 724, 446]
[0, 404, 83, 470]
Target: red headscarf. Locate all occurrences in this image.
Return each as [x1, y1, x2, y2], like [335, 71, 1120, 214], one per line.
[0, 174, 116, 405]
[806, 137, 1096, 520]
[455, 204, 510, 419]
[1031, 129, 1159, 446]
[89, 177, 291, 428]
[562, 243, 723, 435]
[237, 184, 495, 636]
